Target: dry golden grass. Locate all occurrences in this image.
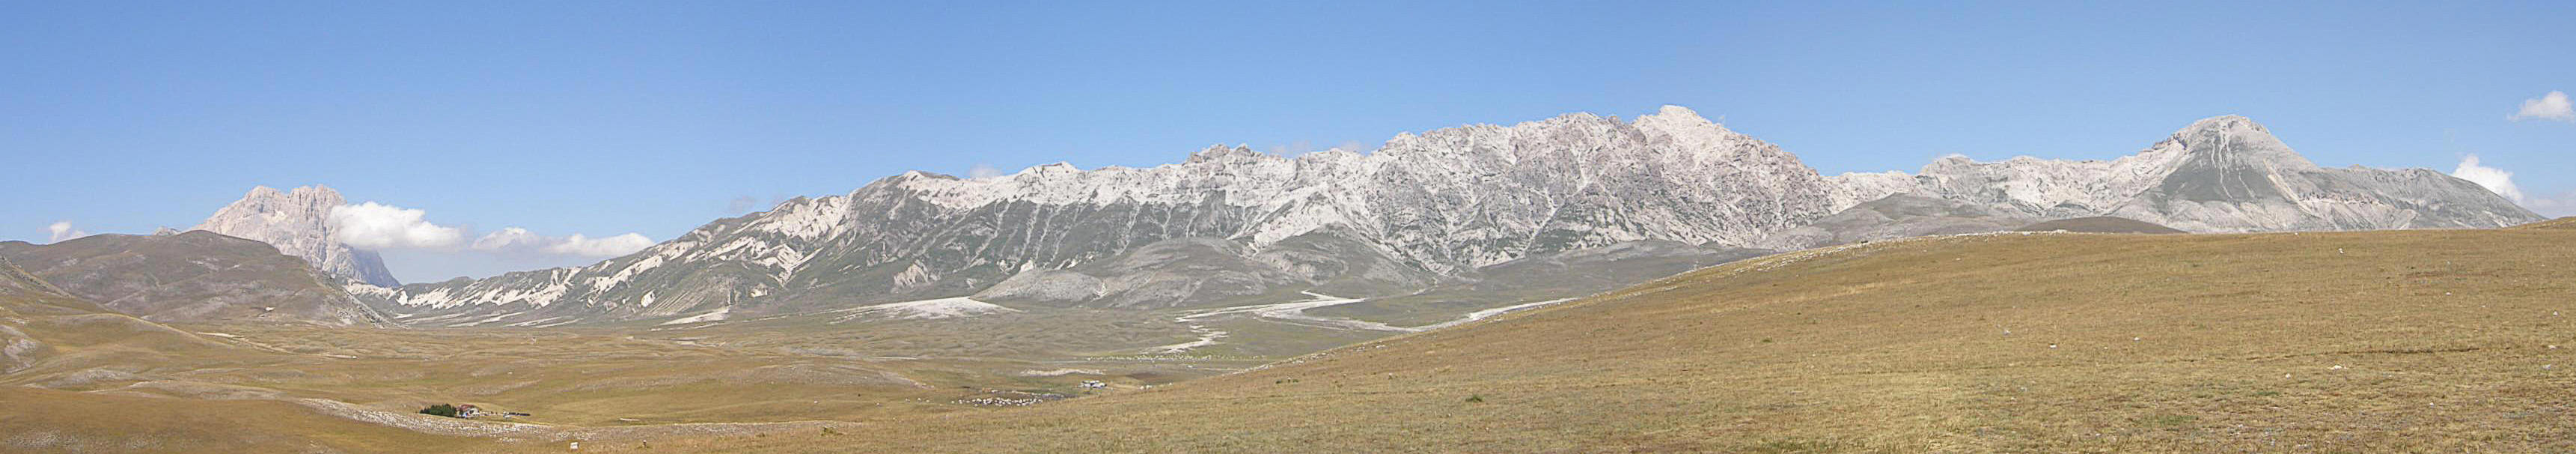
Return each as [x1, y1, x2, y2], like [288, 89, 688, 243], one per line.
[608, 228, 2576, 453]
[0, 386, 511, 453]
[3, 300, 1249, 451]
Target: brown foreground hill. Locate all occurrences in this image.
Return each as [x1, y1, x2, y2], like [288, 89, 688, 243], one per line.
[0, 231, 384, 325]
[2508, 217, 2576, 231]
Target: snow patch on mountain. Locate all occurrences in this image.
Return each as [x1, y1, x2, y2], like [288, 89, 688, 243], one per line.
[829, 297, 1019, 321]
[659, 306, 731, 325]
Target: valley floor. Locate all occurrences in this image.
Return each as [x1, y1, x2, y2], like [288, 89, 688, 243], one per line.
[2, 266, 1564, 451]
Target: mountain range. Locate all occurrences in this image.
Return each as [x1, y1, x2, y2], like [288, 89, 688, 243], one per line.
[175, 106, 2538, 327]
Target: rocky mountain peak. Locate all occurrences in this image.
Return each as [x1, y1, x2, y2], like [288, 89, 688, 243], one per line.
[2179, 115, 2265, 134]
[1023, 162, 1082, 176]
[1185, 145, 1267, 164]
[1633, 105, 1724, 133]
[231, 185, 341, 213]
[2151, 115, 2316, 169]
[192, 184, 401, 287]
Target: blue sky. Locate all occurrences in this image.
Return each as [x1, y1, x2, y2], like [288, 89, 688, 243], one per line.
[4, 1, 2571, 282]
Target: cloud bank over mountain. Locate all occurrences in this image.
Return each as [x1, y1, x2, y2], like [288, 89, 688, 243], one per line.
[472, 228, 653, 257]
[192, 186, 656, 284]
[43, 221, 86, 243]
[328, 202, 465, 249]
[2451, 154, 2524, 202]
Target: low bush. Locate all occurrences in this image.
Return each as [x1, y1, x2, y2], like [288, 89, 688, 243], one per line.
[420, 404, 460, 417]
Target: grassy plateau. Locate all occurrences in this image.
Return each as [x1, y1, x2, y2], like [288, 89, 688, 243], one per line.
[6, 220, 2573, 453]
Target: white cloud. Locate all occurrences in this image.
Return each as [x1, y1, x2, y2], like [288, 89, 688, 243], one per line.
[967, 164, 1004, 179]
[469, 227, 546, 251]
[2451, 154, 2525, 203]
[329, 202, 466, 249]
[45, 221, 88, 243]
[542, 233, 655, 257]
[2509, 91, 2574, 122]
[2527, 190, 2576, 218]
[472, 228, 654, 258]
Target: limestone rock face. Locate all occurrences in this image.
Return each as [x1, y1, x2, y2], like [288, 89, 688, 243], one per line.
[192, 186, 401, 287]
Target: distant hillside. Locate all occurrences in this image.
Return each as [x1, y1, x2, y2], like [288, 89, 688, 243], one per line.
[0, 261, 76, 301]
[2509, 217, 2576, 230]
[0, 261, 101, 373]
[2015, 216, 2186, 234]
[680, 227, 2576, 453]
[1770, 193, 2034, 247]
[0, 231, 384, 325]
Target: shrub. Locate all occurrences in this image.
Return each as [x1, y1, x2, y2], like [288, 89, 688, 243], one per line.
[2140, 414, 2199, 428]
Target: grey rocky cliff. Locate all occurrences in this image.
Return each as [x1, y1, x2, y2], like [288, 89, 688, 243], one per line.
[192, 186, 403, 287]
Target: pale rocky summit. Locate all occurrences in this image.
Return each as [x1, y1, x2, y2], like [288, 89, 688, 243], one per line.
[192, 185, 402, 287]
[331, 108, 2536, 326]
